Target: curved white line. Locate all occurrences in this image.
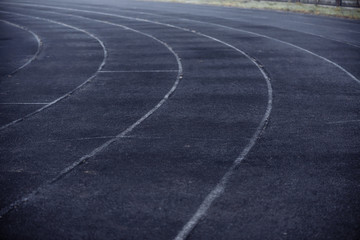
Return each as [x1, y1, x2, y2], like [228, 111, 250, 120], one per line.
[173, 39, 272, 240]
[0, 9, 183, 219]
[0, 10, 108, 131]
[0, 19, 42, 75]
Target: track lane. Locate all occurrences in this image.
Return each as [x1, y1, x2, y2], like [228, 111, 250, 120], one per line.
[0, 19, 42, 76]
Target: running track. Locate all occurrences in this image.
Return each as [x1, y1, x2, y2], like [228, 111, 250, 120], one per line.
[0, 0, 359, 239]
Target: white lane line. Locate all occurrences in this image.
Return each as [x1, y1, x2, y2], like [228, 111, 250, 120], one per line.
[0, 9, 183, 218]
[99, 70, 178, 73]
[46, 135, 115, 143]
[0, 10, 107, 131]
[0, 102, 49, 105]
[0, 19, 42, 75]
[5, 2, 359, 85]
[43, 135, 243, 144]
[327, 119, 360, 124]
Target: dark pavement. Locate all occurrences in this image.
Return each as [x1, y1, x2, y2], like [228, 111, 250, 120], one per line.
[0, 0, 359, 239]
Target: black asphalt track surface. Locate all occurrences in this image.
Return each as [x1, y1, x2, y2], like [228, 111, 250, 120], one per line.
[0, 0, 359, 239]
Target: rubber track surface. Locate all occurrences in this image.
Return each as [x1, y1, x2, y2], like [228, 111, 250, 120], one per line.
[0, 0, 359, 239]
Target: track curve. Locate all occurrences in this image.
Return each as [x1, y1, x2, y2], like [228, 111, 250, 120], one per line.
[0, 1, 359, 240]
[0, 19, 42, 76]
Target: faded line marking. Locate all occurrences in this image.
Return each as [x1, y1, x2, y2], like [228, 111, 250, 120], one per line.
[44, 135, 245, 144]
[99, 70, 178, 73]
[46, 135, 115, 143]
[171, 27, 272, 240]
[0, 102, 49, 105]
[0, 19, 42, 76]
[0, 9, 183, 218]
[0, 10, 107, 131]
[327, 119, 360, 124]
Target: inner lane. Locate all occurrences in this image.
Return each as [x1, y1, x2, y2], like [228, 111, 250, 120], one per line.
[0, 10, 104, 127]
[0, 19, 40, 76]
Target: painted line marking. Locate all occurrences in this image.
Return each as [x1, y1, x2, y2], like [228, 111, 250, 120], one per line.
[0, 102, 49, 105]
[327, 119, 360, 124]
[0, 9, 183, 218]
[44, 135, 244, 144]
[99, 70, 178, 73]
[0, 19, 42, 76]
[46, 135, 115, 143]
[0, 10, 107, 131]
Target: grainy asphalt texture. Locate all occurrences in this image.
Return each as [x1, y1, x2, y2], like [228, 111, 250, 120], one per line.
[0, 0, 359, 239]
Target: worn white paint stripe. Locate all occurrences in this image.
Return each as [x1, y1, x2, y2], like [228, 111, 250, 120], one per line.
[0, 19, 42, 75]
[327, 119, 360, 124]
[0, 102, 49, 105]
[172, 33, 272, 240]
[0, 9, 183, 218]
[0, 10, 107, 131]
[99, 70, 178, 73]
[46, 135, 115, 143]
